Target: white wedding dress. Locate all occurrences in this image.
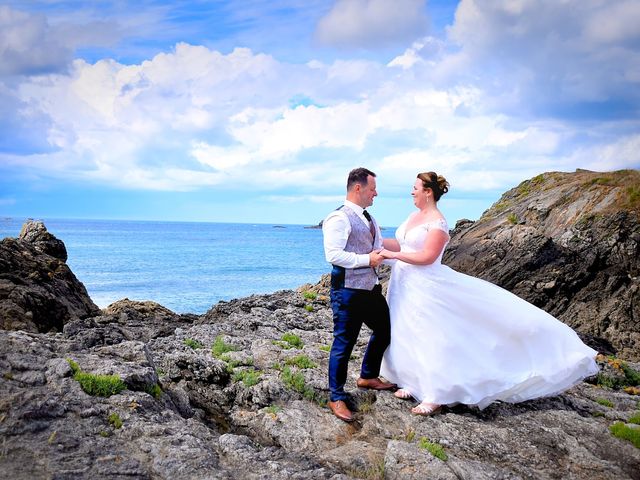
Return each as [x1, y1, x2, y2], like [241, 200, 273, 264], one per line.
[380, 216, 599, 410]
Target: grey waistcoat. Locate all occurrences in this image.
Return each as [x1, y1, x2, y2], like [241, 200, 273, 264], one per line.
[331, 205, 379, 290]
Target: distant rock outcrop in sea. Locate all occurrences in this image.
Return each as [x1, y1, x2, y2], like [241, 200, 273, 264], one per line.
[1, 170, 639, 479]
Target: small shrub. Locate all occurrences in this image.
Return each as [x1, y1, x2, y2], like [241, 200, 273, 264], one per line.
[233, 369, 261, 387]
[405, 429, 416, 442]
[212, 335, 238, 358]
[108, 412, 123, 429]
[264, 405, 282, 415]
[99, 430, 110, 438]
[66, 358, 80, 375]
[281, 332, 303, 349]
[282, 332, 304, 349]
[628, 186, 640, 204]
[596, 398, 614, 408]
[282, 366, 316, 401]
[629, 412, 640, 425]
[507, 213, 518, 225]
[589, 177, 613, 186]
[609, 422, 640, 449]
[74, 372, 126, 397]
[285, 354, 317, 369]
[346, 458, 385, 479]
[145, 383, 162, 399]
[592, 411, 605, 418]
[304, 304, 314, 312]
[302, 291, 317, 300]
[184, 338, 203, 350]
[517, 182, 531, 197]
[359, 399, 374, 414]
[319, 345, 331, 352]
[418, 437, 448, 461]
[621, 363, 640, 386]
[493, 201, 509, 213]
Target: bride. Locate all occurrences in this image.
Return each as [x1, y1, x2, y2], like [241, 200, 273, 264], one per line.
[379, 172, 599, 415]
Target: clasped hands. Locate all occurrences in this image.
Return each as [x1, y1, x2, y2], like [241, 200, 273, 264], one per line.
[369, 248, 397, 266]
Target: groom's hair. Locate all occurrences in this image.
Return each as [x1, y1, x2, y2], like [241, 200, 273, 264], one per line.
[347, 167, 376, 190]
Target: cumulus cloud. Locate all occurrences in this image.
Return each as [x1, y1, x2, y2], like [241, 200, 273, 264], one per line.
[443, 0, 640, 115]
[1, 0, 639, 211]
[0, 6, 71, 75]
[0, 5, 120, 76]
[315, 0, 429, 49]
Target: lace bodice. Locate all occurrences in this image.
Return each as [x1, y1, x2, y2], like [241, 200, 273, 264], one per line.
[396, 216, 449, 263]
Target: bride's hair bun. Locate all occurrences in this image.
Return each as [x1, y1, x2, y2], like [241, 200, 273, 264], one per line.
[417, 171, 449, 202]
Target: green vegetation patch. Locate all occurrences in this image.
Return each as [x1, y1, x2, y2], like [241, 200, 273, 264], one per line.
[184, 338, 203, 350]
[609, 422, 640, 449]
[284, 354, 317, 369]
[263, 405, 282, 416]
[319, 345, 331, 352]
[281, 366, 318, 403]
[212, 335, 239, 358]
[233, 368, 261, 387]
[418, 438, 448, 461]
[628, 412, 640, 425]
[304, 304, 314, 312]
[274, 332, 304, 350]
[596, 398, 614, 408]
[145, 383, 162, 399]
[67, 358, 80, 375]
[589, 177, 613, 186]
[74, 372, 126, 397]
[627, 185, 640, 205]
[346, 458, 385, 480]
[507, 213, 518, 225]
[108, 412, 123, 429]
[595, 356, 640, 390]
[302, 291, 317, 300]
[67, 358, 125, 397]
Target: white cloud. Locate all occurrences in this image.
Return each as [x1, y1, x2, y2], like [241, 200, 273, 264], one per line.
[1, 1, 639, 217]
[445, 0, 640, 110]
[0, 6, 71, 75]
[315, 0, 429, 49]
[0, 5, 120, 76]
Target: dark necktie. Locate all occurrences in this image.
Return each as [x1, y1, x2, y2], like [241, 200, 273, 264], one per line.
[363, 210, 376, 239]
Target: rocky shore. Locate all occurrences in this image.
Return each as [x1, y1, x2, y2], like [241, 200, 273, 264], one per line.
[1, 169, 639, 479]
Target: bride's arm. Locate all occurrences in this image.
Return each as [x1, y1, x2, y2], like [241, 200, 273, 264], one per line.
[380, 230, 448, 265]
[382, 238, 400, 251]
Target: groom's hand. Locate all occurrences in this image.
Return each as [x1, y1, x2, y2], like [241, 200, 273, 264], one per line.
[369, 250, 384, 267]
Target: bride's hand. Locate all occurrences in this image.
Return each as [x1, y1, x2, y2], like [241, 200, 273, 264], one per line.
[379, 248, 396, 259]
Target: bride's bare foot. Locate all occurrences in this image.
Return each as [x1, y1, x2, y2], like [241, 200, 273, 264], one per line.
[394, 388, 413, 400]
[411, 402, 442, 416]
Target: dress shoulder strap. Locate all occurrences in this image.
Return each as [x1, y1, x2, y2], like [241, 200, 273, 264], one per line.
[428, 218, 449, 233]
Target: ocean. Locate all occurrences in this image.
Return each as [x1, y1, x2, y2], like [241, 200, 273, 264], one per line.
[0, 218, 329, 314]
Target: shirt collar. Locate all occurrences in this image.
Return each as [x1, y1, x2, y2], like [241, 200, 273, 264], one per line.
[344, 199, 365, 215]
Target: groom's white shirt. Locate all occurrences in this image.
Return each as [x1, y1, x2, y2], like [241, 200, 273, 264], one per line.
[323, 200, 382, 269]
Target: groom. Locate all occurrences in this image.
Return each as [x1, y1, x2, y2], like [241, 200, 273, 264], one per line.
[322, 167, 396, 422]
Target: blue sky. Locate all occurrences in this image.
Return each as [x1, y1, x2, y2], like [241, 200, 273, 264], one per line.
[1, 0, 639, 227]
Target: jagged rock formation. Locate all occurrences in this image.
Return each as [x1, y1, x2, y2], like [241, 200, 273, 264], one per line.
[0, 220, 100, 332]
[1, 172, 640, 479]
[1, 291, 639, 479]
[443, 169, 640, 361]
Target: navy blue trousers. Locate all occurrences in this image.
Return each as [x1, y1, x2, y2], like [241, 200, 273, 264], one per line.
[328, 283, 391, 402]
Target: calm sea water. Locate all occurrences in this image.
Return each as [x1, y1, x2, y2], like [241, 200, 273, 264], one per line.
[0, 218, 329, 314]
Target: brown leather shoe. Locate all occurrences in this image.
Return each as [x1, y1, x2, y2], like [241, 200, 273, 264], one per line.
[356, 377, 397, 391]
[328, 400, 354, 422]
